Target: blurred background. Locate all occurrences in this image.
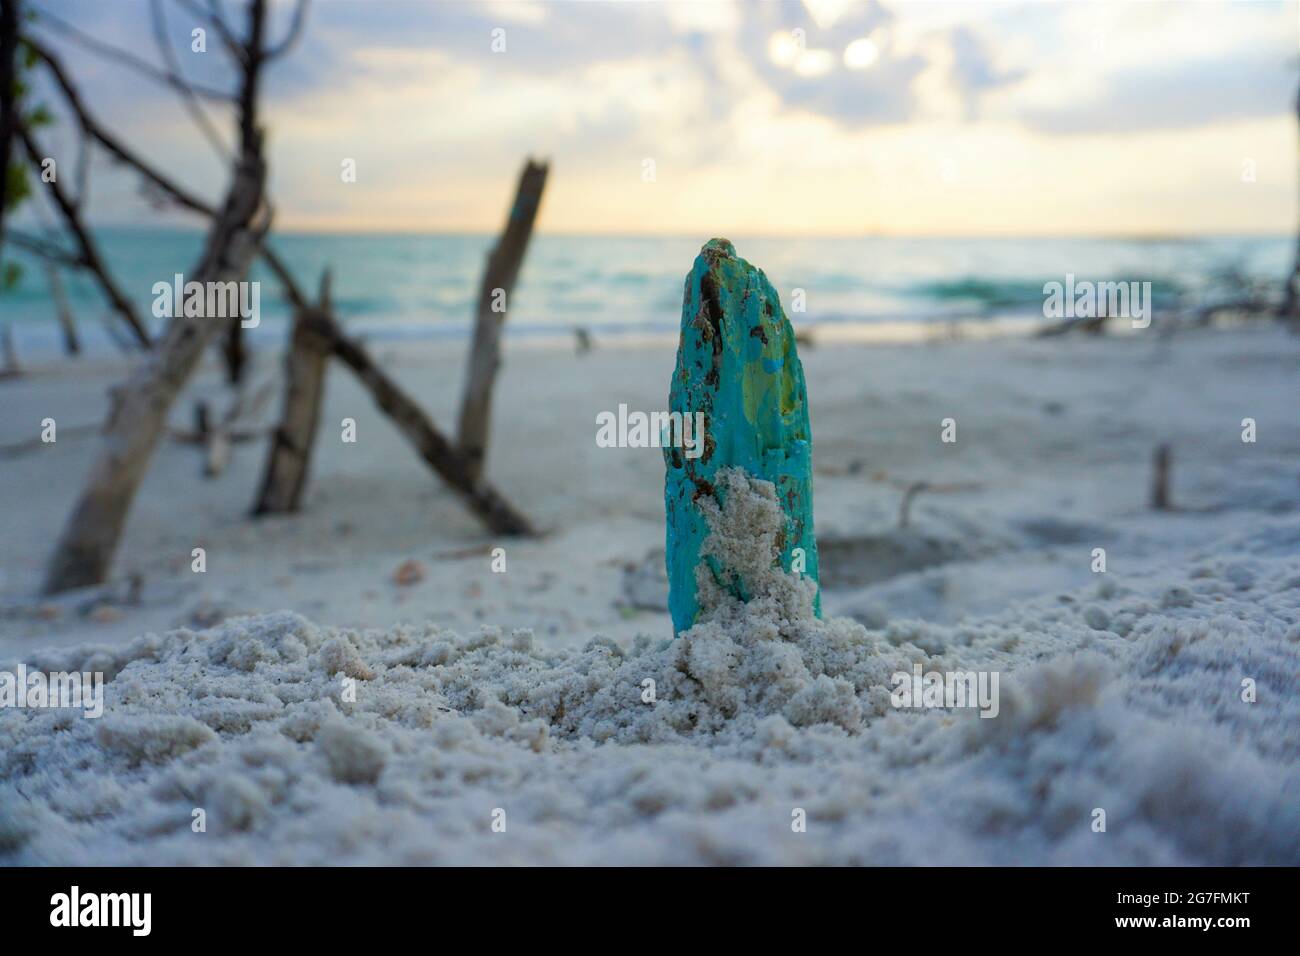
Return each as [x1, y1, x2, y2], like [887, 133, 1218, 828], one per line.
[2, 0, 1297, 353]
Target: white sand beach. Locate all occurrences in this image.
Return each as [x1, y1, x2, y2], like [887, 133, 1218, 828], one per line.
[1, 322, 1298, 864]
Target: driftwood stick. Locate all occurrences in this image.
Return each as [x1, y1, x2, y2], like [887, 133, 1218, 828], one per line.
[898, 481, 930, 529]
[183, 351, 275, 478]
[1151, 443, 1172, 511]
[45, 261, 80, 355]
[251, 269, 333, 514]
[42, 139, 269, 593]
[456, 157, 548, 482]
[25, 30, 529, 533]
[223, 318, 248, 384]
[191, 400, 232, 477]
[328, 318, 535, 536]
[0, 321, 20, 378]
[0, 422, 101, 457]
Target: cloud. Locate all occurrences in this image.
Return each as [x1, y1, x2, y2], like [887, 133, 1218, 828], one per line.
[16, 0, 1296, 236]
[733, 0, 929, 126]
[977, 0, 1295, 134]
[947, 25, 1026, 120]
[1019, 53, 1294, 135]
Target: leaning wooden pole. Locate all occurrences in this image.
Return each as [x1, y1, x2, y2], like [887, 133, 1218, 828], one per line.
[664, 239, 820, 635]
[456, 157, 549, 482]
[251, 269, 333, 515]
[330, 322, 535, 536]
[41, 143, 268, 593]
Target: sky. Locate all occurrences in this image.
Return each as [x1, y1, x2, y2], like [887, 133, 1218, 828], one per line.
[18, 0, 1300, 236]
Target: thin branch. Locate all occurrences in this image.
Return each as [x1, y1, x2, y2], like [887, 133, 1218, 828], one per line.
[27, 36, 309, 315]
[27, 38, 213, 216]
[30, 7, 237, 102]
[236, 0, 266, 153]
[18, 121, 152, 348]
[73, 118, 90, 206]
[264, 0, 310, 60]
[150, 0, 231, 160]
[0, 0, 19, 250]
[174, 0, 246, 64]
[5, 227, 87, 268]
[0, 423, 103, 458]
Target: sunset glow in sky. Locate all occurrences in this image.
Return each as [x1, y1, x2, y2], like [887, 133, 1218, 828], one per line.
[24, 0, 1300, 236]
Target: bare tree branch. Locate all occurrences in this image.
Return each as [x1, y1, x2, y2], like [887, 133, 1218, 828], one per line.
[174, 0, 246, 64]
[25, 35, 309, 315]
[18, 121, 151, 347]
[264, 0, 310, 60]
[73, 116, 90, 206]
[150, 0, 231, 160]
[42, 0, 275, 593]
[30, 6, 237, 102]
[6, 227, 86, 268]
[27, 38, 213, 212]
[0, 0, 19, 251]
[43, 142, 271, 592]
[328, 317, 536, 536]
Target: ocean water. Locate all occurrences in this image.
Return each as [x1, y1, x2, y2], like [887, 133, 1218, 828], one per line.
[0, 229, 1290, 356]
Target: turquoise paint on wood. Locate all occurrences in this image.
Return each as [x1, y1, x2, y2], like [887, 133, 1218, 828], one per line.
[664, 238, 820, 634]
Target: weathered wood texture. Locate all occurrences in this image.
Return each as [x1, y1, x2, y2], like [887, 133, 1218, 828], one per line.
[456, 158, 548, 482]
[330, 320, 535, 536]
[251, 271, 333, 514]
[42, 144, 268, 593]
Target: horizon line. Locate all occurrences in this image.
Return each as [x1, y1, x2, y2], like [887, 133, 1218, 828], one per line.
[49, 223, 1300, 243]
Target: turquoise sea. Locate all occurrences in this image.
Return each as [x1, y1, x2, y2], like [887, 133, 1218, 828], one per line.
[0, 229, 1290, 356]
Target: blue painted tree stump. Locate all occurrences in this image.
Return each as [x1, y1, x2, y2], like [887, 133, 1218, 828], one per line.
[664, 238, 820, 634]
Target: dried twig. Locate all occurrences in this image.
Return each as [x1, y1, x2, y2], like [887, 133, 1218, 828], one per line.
[898, 481, 928, 529]
[17, 121, 151, 347]
[150, 0, 231, 159]
[29, 6, 236, 101]
[6, 228, 85, 269]
[45, 261, 80, 355]
[264, 0, 310, 60]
